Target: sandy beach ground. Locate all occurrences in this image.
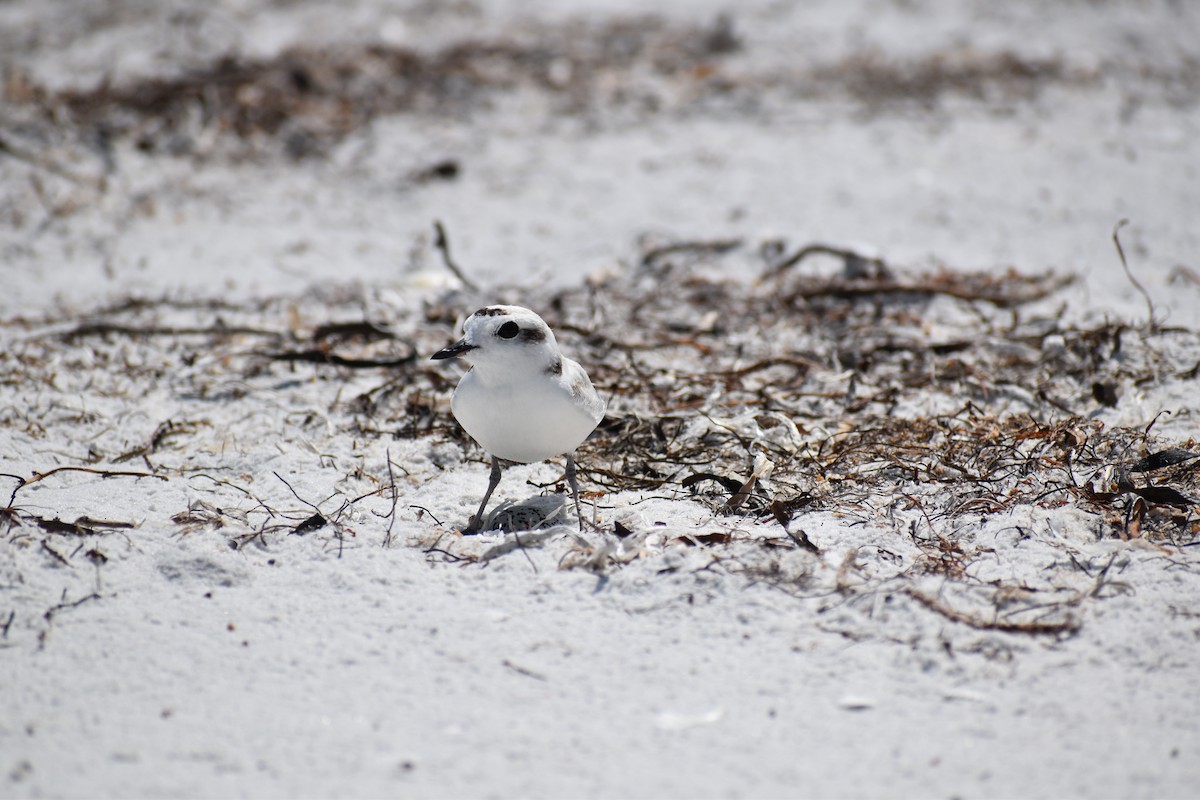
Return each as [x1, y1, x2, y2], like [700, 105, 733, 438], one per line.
[2, 1, 1199, 797]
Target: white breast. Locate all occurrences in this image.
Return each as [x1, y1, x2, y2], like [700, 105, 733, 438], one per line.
[451, 359, 604, 463]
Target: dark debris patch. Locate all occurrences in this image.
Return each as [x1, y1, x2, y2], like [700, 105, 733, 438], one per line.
[4, 238, 1199, 556]
[3, 16, 742, 160]
[810, 48, 1081, 110]
[535, 240, 1200, 546]
[4, 236, 1199, 643]
[3, 15, 1174, 165]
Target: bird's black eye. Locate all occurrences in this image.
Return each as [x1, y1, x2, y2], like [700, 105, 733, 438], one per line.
[497, 321, 520, 339]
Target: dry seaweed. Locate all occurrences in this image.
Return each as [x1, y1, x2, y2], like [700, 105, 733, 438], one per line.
[4, 233, 1199, 639]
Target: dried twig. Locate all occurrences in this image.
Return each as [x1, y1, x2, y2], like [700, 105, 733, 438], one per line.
[1113, 219, 1156, 330]
[9, 466, 167, 507]
[641, 238, 742, 268]
[265, 349, 418, 369]
[902, 587, 1080, 636]
[762, 242, 891, 280]
[433, 220, 479, 291]
[383, 449, 399, 548]
[59, 322, 282, 341]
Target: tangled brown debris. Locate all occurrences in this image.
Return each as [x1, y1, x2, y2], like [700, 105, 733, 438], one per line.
[3, 234, 1198, 638]
[272, 235, 1198, 561]
[1, 15, 1138, 169]
[470, 241, 1197, 544]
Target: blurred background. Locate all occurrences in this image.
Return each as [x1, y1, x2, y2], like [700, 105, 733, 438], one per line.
[2, 0, 1197, 322]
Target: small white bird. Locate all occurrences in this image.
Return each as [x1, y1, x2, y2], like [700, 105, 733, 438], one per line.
[431, 305, 606, 533]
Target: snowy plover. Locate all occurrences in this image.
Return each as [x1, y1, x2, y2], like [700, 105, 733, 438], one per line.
[431, 305, 606, 533]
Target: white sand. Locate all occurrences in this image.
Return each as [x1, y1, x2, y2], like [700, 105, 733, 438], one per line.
[2, 1, 1199, 797]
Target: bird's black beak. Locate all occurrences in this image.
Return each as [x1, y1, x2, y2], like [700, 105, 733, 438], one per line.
[430, 339, 476, 360]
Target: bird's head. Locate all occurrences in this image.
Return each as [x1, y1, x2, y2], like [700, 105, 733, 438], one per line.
[431, 305, 562, 377]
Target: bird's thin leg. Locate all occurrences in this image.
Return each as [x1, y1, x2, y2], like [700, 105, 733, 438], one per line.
[465, 456, 503, 534]
[565, 453, 585, 531]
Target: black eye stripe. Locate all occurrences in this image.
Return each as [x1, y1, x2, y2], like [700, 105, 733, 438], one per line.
[497, 321, 520, 339]
[520, 326, 546, 343]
